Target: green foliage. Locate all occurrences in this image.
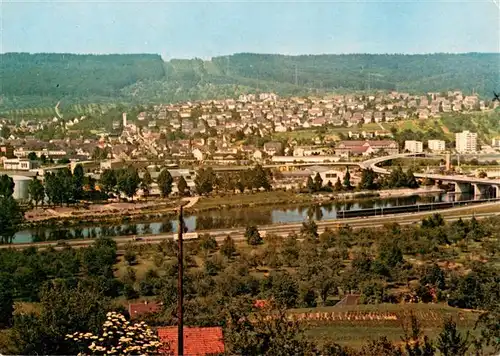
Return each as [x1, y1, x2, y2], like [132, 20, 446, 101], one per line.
[72, 164, 85, 200]
[0, 175, 14, 198]
[157, 168, 173, 198]
[313, 173, 323, 191]
[343, 168, 352, 190]
[381, 166, 420, 189]
[177, 176, 188, 196]
[360, 280, 388, 304]
[0, 53, 165, 110]
[0, 196, 24, 243]
[123, 248, 137, 266]
[334, 177, 343, 191]
[300, 219, 319, 240]
[3, 53, 496, 112]
[195, 168, 216, 195]
[269, 271, 299, 308]
[220, 235, 236, 258]
[199, 233, 218, 253]
[45, 168, 74, 205]
[140, 170, 153, 197]
[436, 319, 470, 356]
[116, 167, 141, 200]
[377, 240, 404, 268]
[306, 176, 315, 193]
[245, 225, 262, 246]
[28, 177, 45, 207]
[358, 168, 378, 190]
[0, 272, 14, 327]
[8, 280, 111, 355]
[99, 169, 117, 195]
[224, 301, 316, 356]
[422, 213, 445, 229]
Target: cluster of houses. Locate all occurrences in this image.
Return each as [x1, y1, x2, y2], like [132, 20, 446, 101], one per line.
[0, 90, 495, 176]
[139, 90, 491, 134]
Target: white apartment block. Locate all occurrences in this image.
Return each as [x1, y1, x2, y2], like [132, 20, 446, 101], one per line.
[428, 140, 446, 152]
[455, 131, 477, 153]
[404, 140, 423, 153]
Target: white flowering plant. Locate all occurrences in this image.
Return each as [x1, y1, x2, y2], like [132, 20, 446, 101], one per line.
[65, 311, 169, 355]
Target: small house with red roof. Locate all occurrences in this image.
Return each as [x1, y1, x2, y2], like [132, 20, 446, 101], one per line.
[157, 326, 225, 356]
[128, 301, 161, 319]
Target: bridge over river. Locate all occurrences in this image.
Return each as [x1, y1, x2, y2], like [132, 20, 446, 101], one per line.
[362, 153, 500, 197]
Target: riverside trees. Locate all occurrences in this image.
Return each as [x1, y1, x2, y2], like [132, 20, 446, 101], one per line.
[0, 215, 499, 355]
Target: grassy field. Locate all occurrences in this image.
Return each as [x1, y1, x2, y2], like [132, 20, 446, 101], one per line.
[293, 303, 481, 348]
[193, 190, 315, 210]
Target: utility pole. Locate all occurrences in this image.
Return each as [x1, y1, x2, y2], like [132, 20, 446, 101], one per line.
[177, 205, 184, 356]
[294, 64, 298, 86]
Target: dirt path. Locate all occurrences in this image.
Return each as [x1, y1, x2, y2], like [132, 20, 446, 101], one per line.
[182, 196, 200, 208]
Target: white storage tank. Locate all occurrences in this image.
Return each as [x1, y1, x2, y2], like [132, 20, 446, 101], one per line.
[11, 175, 32, 201]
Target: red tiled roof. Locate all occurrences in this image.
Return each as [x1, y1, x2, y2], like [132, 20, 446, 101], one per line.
[254, 299, 269, 308]
[128, 302, 161, 319]
[157, 327, 225, 356]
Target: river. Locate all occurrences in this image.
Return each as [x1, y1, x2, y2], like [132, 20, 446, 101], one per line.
[10, 192, 475, 244]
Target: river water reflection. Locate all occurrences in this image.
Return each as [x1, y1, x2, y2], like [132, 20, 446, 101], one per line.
[12, 192, 473, 244]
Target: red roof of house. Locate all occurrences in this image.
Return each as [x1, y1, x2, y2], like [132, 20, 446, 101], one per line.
[254, 299, 270, 308]
[128, 301, 161, 319]
[157, 327, 225, 356]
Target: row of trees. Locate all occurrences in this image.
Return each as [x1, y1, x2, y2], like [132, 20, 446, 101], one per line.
[0, 175, 24, 243]
[306, 169, 353, 193]
[358, 167, 419, 191]
[194, 165, 272, 195]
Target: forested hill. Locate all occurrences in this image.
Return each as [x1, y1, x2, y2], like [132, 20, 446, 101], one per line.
[1, 52, 498, 110]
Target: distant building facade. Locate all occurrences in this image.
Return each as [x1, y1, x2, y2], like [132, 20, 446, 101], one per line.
[427, 140, 446, 152]
[455, 131, 477, 153]
[3, 158, 39, 171]
[404, 140, 423, 153]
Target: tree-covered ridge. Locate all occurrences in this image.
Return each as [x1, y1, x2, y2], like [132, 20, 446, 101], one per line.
[0, 53, 165, 103]
[1, 52, 498, 111]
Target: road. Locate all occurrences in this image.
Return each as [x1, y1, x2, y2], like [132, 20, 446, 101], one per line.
[2, 201, 499, 251]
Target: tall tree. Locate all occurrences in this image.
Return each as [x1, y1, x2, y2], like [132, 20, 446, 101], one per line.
[220, 235, 236, 258]
[343, 168, 352, 190]
[334, 177, 343, 191]
[72, 164, 85, 200]
[27, 152, 37, 161]
[116, 168, 141, 200]
[306, 176, 315, 193]
[0, 272, 14, 327]
[359, 168, 377, 190]
[0, 196, 24, 243]
[99, 169, 117, 196]
[0, 174, 15, 198]
[313, 173, 323, 191]
[157, 168, 173, 198]
[195, 168, 216, 195]
[245, 225, 262, 246]
[28, 177, 45, 208]
[140, 170, 153, 198]
[436, 319, 470, 356]
[45, 169, 73, 206]
[177, 176, 188, 196]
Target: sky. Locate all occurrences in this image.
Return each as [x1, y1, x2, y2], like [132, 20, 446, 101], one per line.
[2, 0, 499, 58]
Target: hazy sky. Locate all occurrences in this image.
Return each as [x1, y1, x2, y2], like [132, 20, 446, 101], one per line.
[2, 0, 499, 58]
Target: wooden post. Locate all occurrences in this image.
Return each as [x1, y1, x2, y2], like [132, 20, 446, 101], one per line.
[177, 205, 184, 356]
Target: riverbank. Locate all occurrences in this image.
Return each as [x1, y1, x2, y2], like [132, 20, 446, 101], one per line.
[192, 187, 444, 211]
[21, 187, 444, 229]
